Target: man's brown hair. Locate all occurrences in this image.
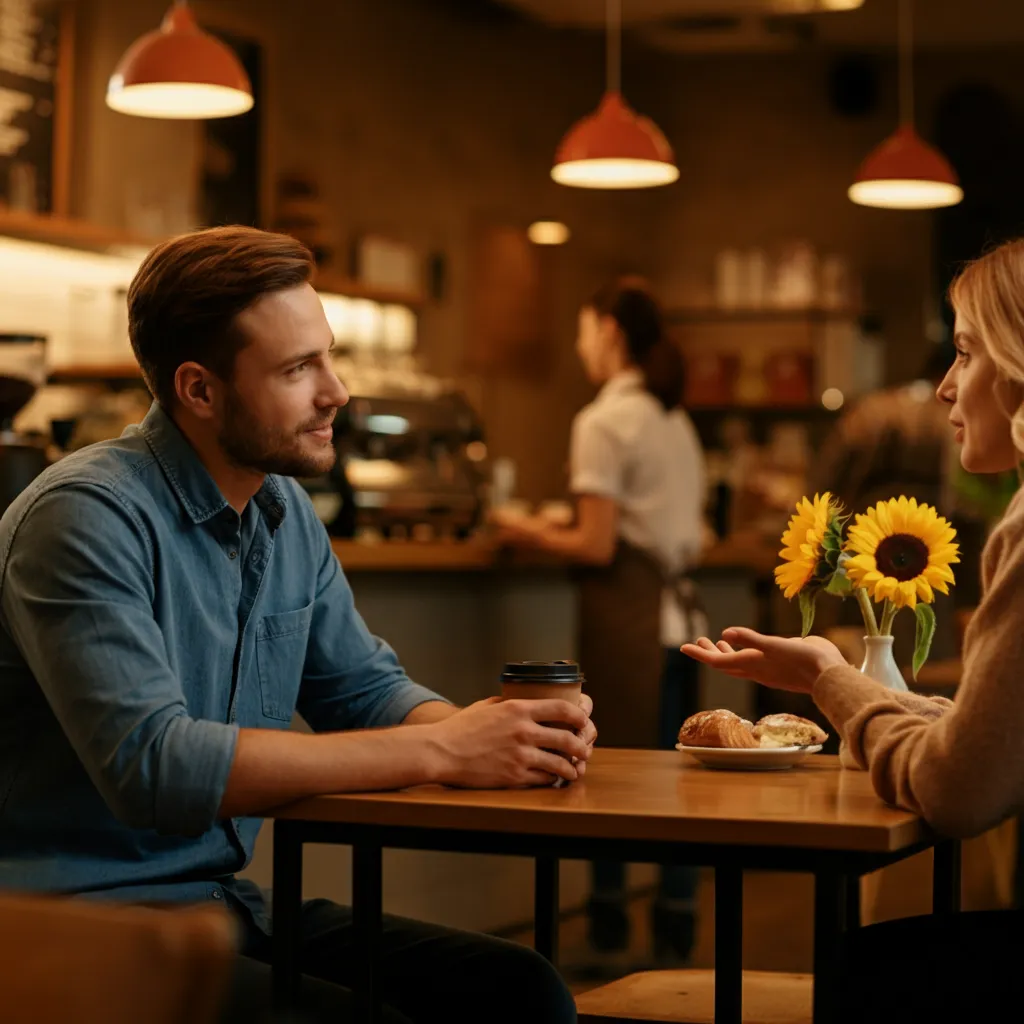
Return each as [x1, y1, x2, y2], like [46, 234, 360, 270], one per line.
[127, 226, 315, 408]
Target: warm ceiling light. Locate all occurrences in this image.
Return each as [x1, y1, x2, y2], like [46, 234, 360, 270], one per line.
[552, 0, 677, 190]
[106, 1, 253, 120]
[849, 0, 960, 210]
[848, 125, 962, 208]
[527, 221, 571, 245]
[821, 388, 845, 411]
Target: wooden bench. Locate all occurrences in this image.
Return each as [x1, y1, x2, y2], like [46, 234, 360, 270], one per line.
[576, 969, 812, 1024]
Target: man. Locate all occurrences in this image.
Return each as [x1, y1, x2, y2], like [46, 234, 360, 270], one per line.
[0, 227, 595, 1023]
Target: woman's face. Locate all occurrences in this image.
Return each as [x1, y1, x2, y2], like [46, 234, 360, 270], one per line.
[575, 307, 621, 385]
[937, 310, 1020, 474]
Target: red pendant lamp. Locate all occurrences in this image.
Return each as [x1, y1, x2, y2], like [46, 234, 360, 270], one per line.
[552, 0, 678, 190]
[106, 0, 253, 120]
[848, 0, 961, 209]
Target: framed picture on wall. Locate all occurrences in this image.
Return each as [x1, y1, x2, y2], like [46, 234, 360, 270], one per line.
[0, 0, 73, 215]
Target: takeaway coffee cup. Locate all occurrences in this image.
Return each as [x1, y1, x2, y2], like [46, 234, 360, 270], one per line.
[500, 661, 586, 786]
[499, 660, 584, 707]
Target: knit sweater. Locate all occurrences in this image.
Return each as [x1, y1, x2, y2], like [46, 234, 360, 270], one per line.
[813, 486, 1024, 839]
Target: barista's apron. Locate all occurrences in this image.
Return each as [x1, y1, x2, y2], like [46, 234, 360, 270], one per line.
[575, 541, 703, 749]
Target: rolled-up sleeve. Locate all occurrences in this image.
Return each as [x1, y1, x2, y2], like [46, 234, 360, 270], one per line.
[297, 526, 447, 732]
[0, 485, 237, 836]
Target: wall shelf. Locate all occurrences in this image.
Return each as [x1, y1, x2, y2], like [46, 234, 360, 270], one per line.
[48, 363, 143, 385]
[0, 213, 425, 309]
[0, 210, 155, 255]
[688, 404, 839, 417]
[667, 307, 861, 325]
[314, 270, 424, 309]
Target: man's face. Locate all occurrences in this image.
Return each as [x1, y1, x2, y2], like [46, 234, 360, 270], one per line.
[216, 283, 349, 478]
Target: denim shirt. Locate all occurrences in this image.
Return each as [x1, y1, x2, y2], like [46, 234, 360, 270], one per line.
[0, 404, 443, 929]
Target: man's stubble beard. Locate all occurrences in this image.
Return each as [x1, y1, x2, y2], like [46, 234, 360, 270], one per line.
[218, 389, 337, 478]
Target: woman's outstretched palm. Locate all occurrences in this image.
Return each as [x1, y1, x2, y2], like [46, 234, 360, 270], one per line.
[681, 628, 846, 694]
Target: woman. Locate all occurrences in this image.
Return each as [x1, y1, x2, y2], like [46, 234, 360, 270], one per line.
[684, 239, 1024, 1019]
[494, 277, 707, 968]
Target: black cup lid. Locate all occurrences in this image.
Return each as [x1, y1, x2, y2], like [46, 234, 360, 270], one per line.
[500, 660, 583, 684]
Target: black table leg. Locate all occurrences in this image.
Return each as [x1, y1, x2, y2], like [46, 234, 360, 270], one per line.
[844, 874, 861, 930]
[352, 842, 384, 1024]
[534, 857, 560, 965]
[714, 866, 743, 1024]
[272, 821, 304, 1015]
[933, 839, 962, 915]
[812, 871, 847, 1024]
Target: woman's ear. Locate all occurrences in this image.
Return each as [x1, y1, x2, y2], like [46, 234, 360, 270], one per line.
[995, 375, 1024, 419]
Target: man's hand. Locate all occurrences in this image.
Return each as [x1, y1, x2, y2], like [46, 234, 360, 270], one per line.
[681, 628, 846, 694]
[426, 696, 592, 788]
[575, 692, 597, 778]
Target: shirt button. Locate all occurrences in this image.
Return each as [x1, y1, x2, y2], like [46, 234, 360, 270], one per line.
[211, 890, 223, 900]
[228, 550, 238, 560]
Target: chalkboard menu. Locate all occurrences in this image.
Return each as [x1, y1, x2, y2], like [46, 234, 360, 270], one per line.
[0, 0, 67, 214]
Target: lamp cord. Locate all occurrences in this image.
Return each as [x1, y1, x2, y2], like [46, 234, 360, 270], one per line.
[898, 0, 914, 126]
[606, 0, 621, 95]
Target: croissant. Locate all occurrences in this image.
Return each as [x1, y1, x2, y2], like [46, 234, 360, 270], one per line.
[752, 713, 828, 748]
[677, 709, 758, 749]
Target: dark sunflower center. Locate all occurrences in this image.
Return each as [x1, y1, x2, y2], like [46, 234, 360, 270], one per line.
[875, 534, 929, 581]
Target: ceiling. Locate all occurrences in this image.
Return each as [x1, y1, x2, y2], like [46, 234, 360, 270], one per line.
[493, 0, 1024, 50]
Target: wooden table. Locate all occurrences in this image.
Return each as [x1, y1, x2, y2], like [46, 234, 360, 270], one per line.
[269, 750, 960, 1024]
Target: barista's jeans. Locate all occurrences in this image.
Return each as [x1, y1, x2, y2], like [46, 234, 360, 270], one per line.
[587, 648, 699, 956]
[220, 897, 576, 1024]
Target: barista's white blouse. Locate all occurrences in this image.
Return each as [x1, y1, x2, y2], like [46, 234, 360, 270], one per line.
[570, 368, 707, 646]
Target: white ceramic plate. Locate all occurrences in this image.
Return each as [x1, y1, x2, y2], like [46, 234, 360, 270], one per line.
[675, 743, 823, 771]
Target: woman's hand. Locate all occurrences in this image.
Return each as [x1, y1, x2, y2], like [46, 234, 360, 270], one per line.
[681, 628, 847, 694]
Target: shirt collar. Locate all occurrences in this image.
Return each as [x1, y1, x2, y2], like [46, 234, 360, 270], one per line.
[137, 403, 287, 530]
[595, 368, 644, 403]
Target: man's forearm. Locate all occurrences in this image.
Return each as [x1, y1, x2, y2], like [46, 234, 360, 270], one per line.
[217, 724, 442, 819]
[402, 699, 460, 725]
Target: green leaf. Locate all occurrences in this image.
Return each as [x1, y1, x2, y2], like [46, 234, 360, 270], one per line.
[912, 603, 937, 680]
[824, 570, 853, 597]
[798, 589, 818, 637]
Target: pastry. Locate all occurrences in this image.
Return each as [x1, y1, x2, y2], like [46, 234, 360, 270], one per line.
[752, 713, 828, 749]
[677, 709, 759, 749]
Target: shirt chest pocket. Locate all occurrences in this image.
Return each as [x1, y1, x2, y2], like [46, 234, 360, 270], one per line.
[255, 603, 314, 722]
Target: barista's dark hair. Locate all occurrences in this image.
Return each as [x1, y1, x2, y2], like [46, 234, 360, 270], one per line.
[586, 276, 684, 411]
[128, 226, 315, 408]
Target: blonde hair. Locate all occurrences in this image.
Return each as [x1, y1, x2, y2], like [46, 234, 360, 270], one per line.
[949, 239, 1024, 453]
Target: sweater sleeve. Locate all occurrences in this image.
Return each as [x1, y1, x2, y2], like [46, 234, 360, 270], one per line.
[812, 489, 1024, 839]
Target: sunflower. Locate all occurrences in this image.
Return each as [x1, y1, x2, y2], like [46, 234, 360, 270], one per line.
[845, 497, 959, 610]
[775, 493, 837, 599]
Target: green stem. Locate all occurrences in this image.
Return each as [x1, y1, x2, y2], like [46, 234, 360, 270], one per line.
[879, 599, 898, 636]
[855, 587, 880, 637]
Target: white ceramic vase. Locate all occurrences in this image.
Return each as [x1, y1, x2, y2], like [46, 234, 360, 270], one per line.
[859, 635, 908, 692]
[839, 635, 908, 769]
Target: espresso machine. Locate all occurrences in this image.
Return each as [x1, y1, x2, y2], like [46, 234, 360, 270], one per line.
[302, 386, 488, 540]
[0, 333, 49, 515]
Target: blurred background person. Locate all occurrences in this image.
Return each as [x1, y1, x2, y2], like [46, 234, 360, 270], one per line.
[493, 277, 708, 973]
